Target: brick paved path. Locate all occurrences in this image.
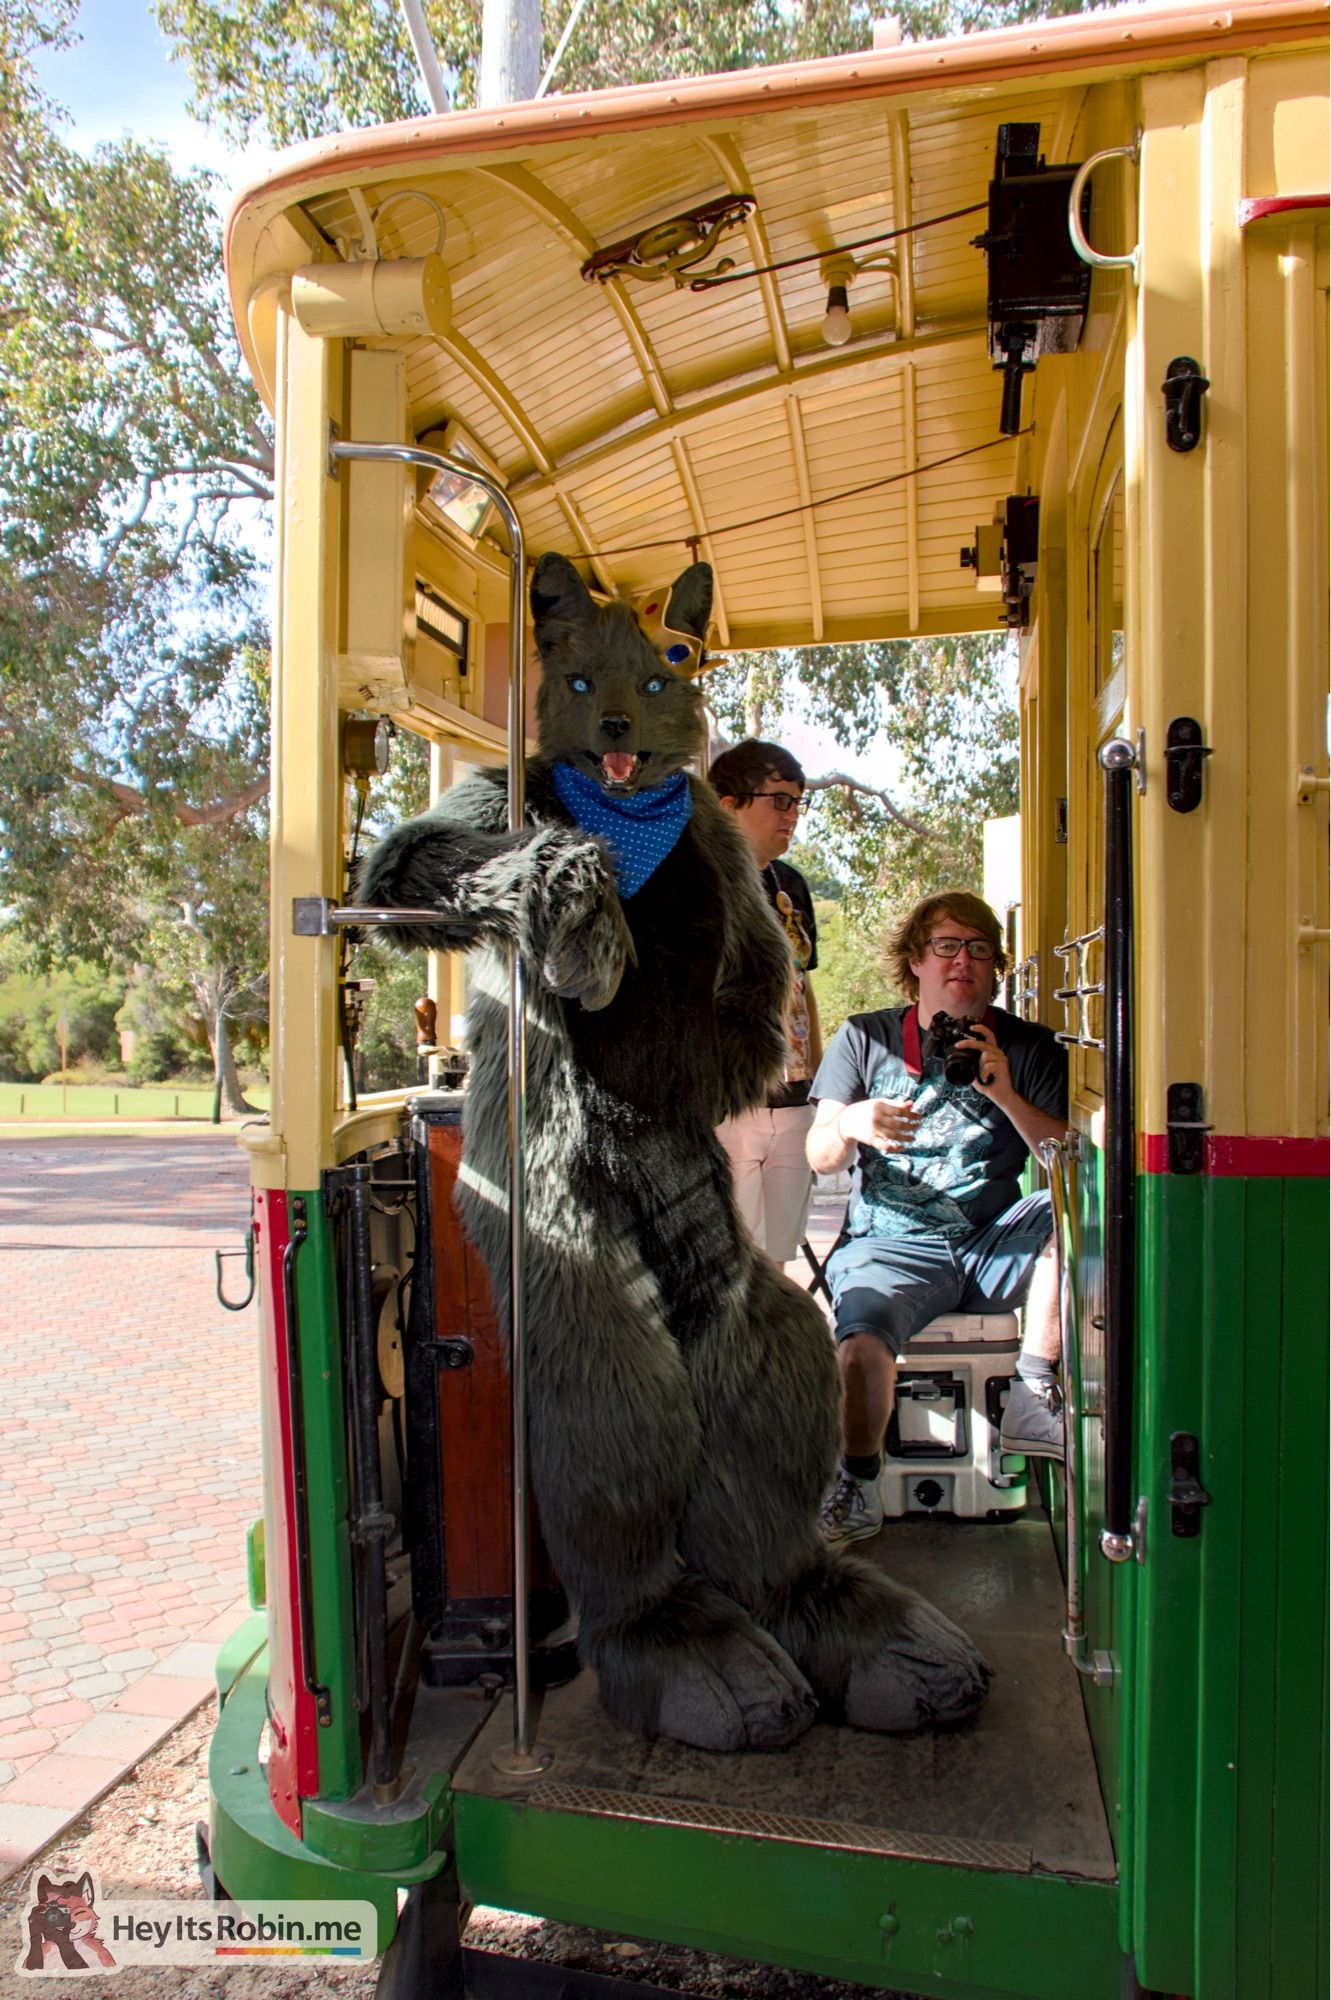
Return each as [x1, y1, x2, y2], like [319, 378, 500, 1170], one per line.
[0, 1136, 259, 1881]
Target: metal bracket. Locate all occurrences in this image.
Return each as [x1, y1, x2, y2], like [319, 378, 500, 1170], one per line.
[1168, 1431, 1211, 1538]
[1167, 1082, 1211, 1175]
[1064, 1633, 1118, 1686]
[1162, 356, 1210, 452]
[1164, 717, 1212, 813]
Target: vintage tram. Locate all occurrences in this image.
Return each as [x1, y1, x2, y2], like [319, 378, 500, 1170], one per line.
[209, 4, 1329, 1995]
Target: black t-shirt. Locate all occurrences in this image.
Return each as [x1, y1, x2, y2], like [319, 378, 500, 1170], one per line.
[811, 1004, 1067, 1239]
[763, 859, 818, 1110]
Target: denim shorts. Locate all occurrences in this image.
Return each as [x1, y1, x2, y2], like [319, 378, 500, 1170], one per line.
[825, 1190, 1053, 1355]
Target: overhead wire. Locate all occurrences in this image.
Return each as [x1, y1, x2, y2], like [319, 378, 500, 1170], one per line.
[687, 201, 987, 289]
[591, 428, 1030, 561]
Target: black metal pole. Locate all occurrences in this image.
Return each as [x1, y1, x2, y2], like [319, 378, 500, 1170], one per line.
[1098, 739, 1137, 1561]
[346, 1163, 399, 1794]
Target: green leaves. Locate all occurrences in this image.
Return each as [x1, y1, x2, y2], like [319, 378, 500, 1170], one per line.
[152, 0, 1089, 148]
[708, 630, 1019, 960]
[0, 0, 272, 1109]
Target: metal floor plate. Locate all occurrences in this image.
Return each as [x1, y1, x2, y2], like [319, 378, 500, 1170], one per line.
[453, 1510, 1117, 1882]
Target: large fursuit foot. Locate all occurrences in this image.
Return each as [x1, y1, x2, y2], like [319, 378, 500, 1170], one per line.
[590, 1575, 817, 1753]
[766, 1547, 991, 1734]
[842, 1581, 991, 1731]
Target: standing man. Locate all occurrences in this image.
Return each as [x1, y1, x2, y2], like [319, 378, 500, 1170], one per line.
[807, 891, 1068, 1544]
[709, 740, 822, 1266]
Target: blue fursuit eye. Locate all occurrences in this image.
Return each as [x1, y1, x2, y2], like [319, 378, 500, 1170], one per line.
[664, 644, 691, 666]
[642, 674, 667, 694]
[565, 675, 593, 694]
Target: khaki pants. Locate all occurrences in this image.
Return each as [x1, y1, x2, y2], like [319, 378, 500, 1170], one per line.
[716, 1103, 817, 1263]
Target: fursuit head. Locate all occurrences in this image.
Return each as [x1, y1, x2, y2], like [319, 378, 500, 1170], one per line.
[360, 551, 989, 1751]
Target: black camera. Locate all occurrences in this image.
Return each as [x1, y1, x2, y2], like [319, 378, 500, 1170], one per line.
[922, 1011, 984, 1088]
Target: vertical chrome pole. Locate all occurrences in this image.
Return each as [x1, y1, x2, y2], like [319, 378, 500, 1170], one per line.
[1099, 738, 1138, 1563]
[328, 440, 544, 1770]
[1039, 1137, 1114, 1687]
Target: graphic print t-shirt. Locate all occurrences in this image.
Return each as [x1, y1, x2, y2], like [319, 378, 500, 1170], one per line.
[763, 858, 818, 1110]
[811, 1005, 1067, 1239]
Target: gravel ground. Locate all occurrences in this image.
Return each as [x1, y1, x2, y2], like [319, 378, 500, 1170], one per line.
[0, 1707, 909, 2000]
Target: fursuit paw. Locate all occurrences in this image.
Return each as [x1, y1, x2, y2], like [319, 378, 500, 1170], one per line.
[843, 1592, 991, 1734]
[536, 839, 634, 1011]
[655, 1623, 817, 1753]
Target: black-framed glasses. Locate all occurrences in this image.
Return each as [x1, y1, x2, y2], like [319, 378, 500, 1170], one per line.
[748, 790, 806, 815]
[927, 934, 997, 961]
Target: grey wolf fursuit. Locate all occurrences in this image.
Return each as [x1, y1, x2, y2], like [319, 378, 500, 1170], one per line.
[360, 552, 989, 1750]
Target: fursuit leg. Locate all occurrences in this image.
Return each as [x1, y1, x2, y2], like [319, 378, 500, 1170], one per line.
[524, 1247, 816, 1754]
[679, 1254, 991, 1732]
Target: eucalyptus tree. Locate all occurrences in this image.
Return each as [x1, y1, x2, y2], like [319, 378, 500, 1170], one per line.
[0, 0, 273, 1109]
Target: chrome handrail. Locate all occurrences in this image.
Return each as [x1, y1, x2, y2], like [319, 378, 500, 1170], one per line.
[1067, 138, 1140, 282]
[329, 440, 545, 1774]
[1098, 737, 1138, 1563]
[1039, 1135, 1115, 1689]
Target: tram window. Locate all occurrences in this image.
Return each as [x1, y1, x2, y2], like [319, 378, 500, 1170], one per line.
[416, 581, 469, 677]
[345, 942, 431, 1096]
[1093, 474, 1124, 699]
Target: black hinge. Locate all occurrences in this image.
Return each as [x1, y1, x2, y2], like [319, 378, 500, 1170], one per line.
[1168, 1431, 1212, 1538]
[1164, 716, 1212, 813]
[1167, 1082, 1211, 1174]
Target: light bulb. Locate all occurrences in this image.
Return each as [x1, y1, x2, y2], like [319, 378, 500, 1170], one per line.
[822, 283, 852, 347]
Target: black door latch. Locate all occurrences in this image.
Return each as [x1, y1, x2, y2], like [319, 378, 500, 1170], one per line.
[1162, 356, 1210, 452]
[1164, 716, 1212, 813]
[1168, 1432, 1212, 1538]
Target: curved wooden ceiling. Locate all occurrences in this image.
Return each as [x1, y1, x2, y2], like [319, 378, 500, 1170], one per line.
[226, 0, 1327, 649]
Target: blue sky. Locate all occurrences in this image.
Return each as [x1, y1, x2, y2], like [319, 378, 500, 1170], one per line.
[32, 0, 270, 191]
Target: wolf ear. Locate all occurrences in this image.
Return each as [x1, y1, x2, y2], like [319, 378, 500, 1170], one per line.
[664, 563, 713, 642]
[530, 552, 595, 639]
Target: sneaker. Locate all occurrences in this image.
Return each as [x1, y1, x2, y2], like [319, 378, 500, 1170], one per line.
[818, 1466, 885, 1545]
[1000, 1378, 1065, 1461]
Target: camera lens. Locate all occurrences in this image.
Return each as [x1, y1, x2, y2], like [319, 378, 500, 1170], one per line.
[942, 1045, 982, 1087]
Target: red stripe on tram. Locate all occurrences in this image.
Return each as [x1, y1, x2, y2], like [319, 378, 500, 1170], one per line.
[1141, 1134, 1330, 1177]
[1238, 193, 1329, 227]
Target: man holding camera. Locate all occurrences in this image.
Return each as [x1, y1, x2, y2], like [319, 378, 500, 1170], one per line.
[807, 891, 1069, 1544]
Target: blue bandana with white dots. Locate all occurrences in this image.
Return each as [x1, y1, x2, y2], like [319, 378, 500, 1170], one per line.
[552, 762, 692, 899]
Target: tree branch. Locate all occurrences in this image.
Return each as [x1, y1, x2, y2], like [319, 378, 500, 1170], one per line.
[808, 771, 934, 839]
[105, 774, 269, 826]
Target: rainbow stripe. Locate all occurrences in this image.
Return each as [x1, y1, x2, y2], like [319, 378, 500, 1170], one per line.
[214, 1945, 364, 1958]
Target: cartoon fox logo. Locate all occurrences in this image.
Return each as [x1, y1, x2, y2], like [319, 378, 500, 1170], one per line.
[21, 1870, 115, 1973]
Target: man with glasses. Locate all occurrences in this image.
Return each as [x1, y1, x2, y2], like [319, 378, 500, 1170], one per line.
[806, 891, 1068, 1544]
[709, 740, 822, 1267]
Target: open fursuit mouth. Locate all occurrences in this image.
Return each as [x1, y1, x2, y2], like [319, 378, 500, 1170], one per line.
[595, 750, 650, 787]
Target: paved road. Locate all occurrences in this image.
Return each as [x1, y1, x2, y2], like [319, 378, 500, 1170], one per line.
[0, 1136, 847, 1887]
[0, 1136, 259, 1882]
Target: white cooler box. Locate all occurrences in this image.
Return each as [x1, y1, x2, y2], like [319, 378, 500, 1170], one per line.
[879, 1312, 1028, 1519]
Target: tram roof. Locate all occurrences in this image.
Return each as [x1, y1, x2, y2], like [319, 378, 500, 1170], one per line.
[226, 0, 1327, 651]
